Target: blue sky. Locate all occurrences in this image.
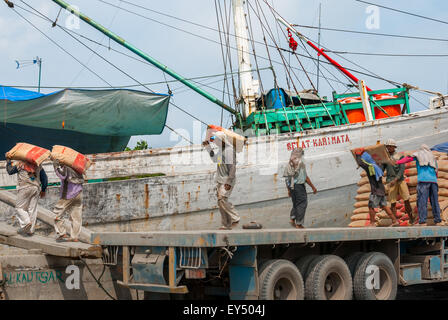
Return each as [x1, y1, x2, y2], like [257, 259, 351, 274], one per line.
[1, 0, 448, 149]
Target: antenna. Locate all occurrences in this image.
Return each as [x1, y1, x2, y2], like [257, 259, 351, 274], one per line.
[15, 56, 42, 93]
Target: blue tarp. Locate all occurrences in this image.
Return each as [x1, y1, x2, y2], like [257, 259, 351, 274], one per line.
[431, 142, 448, 153]
[0, 86, 45, 101]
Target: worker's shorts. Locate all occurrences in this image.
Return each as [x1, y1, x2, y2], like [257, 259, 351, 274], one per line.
[368, 194, 387, 209]
[387, 180, 410, 203]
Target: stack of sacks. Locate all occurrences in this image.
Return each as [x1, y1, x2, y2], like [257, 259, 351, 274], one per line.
[349, 150, 448, 227]
[349, 175, 392, 227]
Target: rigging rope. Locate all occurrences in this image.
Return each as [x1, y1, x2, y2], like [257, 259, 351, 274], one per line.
[293, 24, 448, 43]
[354, 0, 448, 26]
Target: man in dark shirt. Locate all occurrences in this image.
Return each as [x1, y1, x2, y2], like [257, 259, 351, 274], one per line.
[382, 139, 413, 223]
[6, 158, 48, 236]
[354, 148, 399, 227]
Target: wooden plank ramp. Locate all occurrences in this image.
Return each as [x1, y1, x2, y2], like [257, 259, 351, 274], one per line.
[0, 222, 102, 259]
[0, 190, 92, 243]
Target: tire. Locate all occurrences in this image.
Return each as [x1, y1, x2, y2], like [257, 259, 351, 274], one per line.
[353, 252, 397, 300]
[344, 252, 365, 277]
[258, 259, 304, 300]
[305, 255, 353, 300]
[295, 255, 319, 279]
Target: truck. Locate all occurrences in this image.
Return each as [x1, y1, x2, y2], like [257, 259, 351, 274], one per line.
[91, 225, 448, 300]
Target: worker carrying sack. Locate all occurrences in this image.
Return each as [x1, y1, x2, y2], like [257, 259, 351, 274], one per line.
[351, 143, 393, 166]
[6, 142, 50, 167]
[50, 145, 91, 175]
[206, 124, 246, 153]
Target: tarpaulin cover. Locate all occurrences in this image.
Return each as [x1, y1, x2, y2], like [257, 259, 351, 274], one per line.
[0, 86, 170, 136]
[431, 142, 448, 153]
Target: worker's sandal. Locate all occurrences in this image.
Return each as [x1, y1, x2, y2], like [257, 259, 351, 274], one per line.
[56, 234, 71, 242]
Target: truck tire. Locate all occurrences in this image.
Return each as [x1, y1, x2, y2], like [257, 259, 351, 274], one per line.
[344, 252, 365, 277]
[295, 255, 319, 279]
[353, 252, 397, 300]
[258, 259, 304, 300]
[305, 255, 353, 300]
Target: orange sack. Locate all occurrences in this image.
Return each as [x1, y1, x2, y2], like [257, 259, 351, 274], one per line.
[6, 142, 50, 167]
[50, 145, 91, 175]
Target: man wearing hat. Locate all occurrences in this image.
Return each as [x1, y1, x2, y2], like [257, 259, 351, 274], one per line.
[383, 138, 413, 224]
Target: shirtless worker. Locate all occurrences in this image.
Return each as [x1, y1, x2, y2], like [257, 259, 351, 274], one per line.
[354, 148, 399, 227]
[5, 157, 48, 236]
[383, 139, 414, 224]
[202, 131, 240, 230]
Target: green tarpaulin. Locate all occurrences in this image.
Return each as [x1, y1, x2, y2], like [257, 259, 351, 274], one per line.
[0, 88, 170, 136]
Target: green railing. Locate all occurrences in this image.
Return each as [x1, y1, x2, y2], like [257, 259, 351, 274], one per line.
[244, 87, 410, 136]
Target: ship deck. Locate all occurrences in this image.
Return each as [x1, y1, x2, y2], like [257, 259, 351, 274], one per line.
[91, 226, 448, 248]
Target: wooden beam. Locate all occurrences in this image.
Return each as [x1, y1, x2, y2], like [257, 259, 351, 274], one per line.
[0, 190, 92, 243]
[0, 222, 101, 258]
[168, 247, 175, 287]
[122, 246, 130, 284]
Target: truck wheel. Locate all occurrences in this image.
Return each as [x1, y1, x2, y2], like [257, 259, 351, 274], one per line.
[259, 259, 304, 300]
[305, 255, 353, 300]
[344, 252, 365, 277]
[295, 255, 319, 279]
[353, 252, 397, 300]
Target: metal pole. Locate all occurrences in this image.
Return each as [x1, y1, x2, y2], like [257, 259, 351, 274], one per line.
[37, 57, 42, 93]
[50, 0, 241, 120]
[317, 3, 321, 92]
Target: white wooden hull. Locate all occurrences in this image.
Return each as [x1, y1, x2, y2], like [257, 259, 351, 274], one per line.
[1, 107, 447, 232]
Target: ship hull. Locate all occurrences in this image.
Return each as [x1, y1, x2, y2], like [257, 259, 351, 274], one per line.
[1, 107, 447, 231]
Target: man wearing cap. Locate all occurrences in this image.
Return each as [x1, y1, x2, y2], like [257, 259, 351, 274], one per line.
[202, 132, 240, 230]
[383, 139, 414, 224]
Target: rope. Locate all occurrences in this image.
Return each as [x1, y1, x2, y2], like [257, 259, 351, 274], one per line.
[16, 2, 213, 132]
[354, 0, 448, 26]
[293, 24, 448, 43]
[78, 256, 116, 300]
[12, 5, 113, 87]
[93, 0, 349, 87]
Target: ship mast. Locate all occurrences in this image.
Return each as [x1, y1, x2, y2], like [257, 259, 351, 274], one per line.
[232, 0, 259, 119]
[49, 0, 243, 127]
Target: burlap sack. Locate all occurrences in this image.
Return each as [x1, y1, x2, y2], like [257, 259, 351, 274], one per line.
[438, 161, 448, 173]
[357, 176, 369, 187]
[376, 211, 389, 219]
[404, 176, 418, 187]
[404, 168, 418, 176]
[376, 218, 392, 227]
[439, 180, 448, 189]
[351, 213, 370, 221]
[50, 145, 91, 175]
[405, 162, 416, 169]
[6, 143, 50, 167]
[437, 171, 448, 179]
[354, 200, 369, 208]
[357, 184, 371, 194]
[353, 207, 370, 215]
[349, 220, 371, 228]
[355, 193, 370, 201]
[439, 188, 448, 197]
[206, 124, 246, 153]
